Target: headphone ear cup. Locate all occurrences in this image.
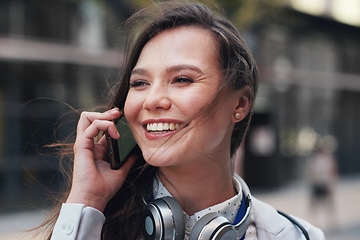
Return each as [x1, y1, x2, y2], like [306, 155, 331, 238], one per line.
[161, 197, 185, 239]
[189, 212, 237, 240]
[143, 197, 185, 240]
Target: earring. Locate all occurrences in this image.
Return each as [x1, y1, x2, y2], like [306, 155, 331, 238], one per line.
[235, 112, 241, 120]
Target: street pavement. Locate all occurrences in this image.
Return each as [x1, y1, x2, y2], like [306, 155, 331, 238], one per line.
[0, 175, 359, 240]
[253, 175, 360, 240]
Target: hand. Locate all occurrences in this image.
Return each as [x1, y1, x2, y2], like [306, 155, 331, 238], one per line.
[66, 108, 136, 212]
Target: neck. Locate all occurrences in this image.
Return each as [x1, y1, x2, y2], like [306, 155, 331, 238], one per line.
[158, 159, 235, 215]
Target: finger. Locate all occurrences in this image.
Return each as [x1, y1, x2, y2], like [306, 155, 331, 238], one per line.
[81, 119, 120, 142]
[92, 134, 112, 160]
[73, 120, 119, 159]
[93, 142, 108, 161]
[77, 108, 121, 135]
[115, 154, 137, 178]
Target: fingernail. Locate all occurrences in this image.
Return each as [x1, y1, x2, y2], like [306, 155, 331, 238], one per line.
[109, 107, 119, 114]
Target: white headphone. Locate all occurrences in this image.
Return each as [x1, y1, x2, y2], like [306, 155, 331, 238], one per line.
[142, 176, 252, 240]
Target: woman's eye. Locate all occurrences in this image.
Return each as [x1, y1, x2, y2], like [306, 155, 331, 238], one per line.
[129, 80, 148, 88]
[173, 76, 194, 84]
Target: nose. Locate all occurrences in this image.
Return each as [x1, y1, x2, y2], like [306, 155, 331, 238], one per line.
[143, 83, 171, 111]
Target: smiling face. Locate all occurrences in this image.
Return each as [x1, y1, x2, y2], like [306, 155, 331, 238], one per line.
[124, 26, 240, 168]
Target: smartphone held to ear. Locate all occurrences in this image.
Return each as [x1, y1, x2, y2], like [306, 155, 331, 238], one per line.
[106, 116, 137, 170]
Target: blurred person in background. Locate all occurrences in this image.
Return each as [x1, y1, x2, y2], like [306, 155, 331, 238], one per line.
[35, 1, 325, 240]
[308, 140, 338, 228]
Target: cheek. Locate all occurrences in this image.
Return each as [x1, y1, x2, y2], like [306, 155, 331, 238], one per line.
[124, 93, 146, 143]
[123, 97, 132, 119]
[172, 88, 216, 116]
[124, 92, 142, 123]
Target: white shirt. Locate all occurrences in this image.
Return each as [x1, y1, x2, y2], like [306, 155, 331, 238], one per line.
[50, 174, 324, 240]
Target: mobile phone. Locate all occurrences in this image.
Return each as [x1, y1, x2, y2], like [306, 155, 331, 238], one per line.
[106, 116, 137, 170]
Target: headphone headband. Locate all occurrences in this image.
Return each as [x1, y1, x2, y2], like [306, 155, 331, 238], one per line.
[143, 174, 252, 240]
[233, 176, 252, 237]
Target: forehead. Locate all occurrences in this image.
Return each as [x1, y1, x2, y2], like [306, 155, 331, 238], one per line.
[136, 26, 220, 67]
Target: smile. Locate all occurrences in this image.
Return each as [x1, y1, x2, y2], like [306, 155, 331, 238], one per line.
[146, 122, 180, 134]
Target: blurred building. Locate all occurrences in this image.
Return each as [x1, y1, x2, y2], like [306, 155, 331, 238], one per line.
[0, 0, 359, 212]
[243, 0, 360, 188]
[0, 0, 131, 211]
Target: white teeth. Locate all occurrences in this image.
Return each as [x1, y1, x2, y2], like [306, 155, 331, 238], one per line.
[146, 122, 180, 132]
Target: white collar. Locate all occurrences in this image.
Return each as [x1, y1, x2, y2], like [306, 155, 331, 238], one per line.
[152, 175, 243, 238]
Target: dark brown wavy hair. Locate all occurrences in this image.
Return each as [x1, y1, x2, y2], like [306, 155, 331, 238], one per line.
[37, 1, 258, 239]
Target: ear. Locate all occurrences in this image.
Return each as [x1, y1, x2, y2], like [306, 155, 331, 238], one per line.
[232, 86, 252, 123]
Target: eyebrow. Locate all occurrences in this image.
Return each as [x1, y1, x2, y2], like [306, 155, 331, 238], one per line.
[131, 64, 205, 76]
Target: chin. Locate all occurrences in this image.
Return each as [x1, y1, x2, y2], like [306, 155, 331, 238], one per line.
[140, 145, 186, 168]
[142, 150, 173, 167]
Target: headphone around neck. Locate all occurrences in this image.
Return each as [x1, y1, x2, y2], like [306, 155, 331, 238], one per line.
[142, 176, 252, 240]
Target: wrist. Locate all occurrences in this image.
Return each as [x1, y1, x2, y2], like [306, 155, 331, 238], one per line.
[66, 191, 108, 212]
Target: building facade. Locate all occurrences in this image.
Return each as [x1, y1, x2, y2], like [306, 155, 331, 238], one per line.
[243, 5, 360, 187]
[0, 0, 131, 211]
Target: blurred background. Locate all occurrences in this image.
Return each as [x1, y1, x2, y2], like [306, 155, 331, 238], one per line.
[0, 0, 359, 239]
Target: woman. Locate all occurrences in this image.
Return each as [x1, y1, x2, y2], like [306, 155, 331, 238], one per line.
[46, 1, 325, 239]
